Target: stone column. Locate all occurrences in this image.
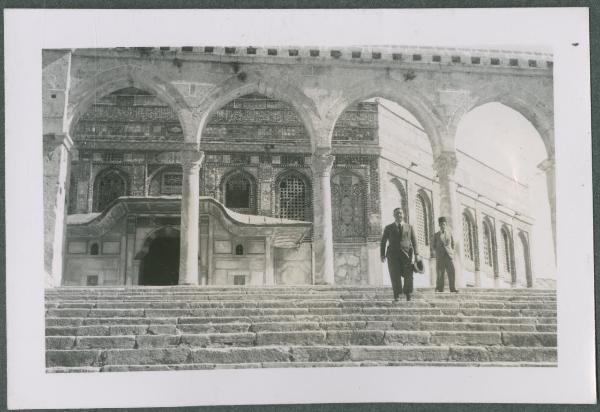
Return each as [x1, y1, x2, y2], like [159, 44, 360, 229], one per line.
[43, 133, 73, 287]
[311, 150, 335, 285]
[178, 150, 205, 285]
[433, 151, 465, 289]
[538, 157, 556, 262]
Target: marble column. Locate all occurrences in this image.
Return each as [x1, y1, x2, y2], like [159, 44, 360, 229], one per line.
[538, 157, 556, 263]
[178, 150, 205, 285]
[43, 133, 73, 287]
[433, 151, 465, 288]
[311, 150, 335, 285]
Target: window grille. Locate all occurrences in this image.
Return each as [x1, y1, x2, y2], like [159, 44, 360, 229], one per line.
[415, 194, 429, 248]
[86, 275, 99, 286]
[278, 175, 307, 221]
[235, 244, 244, 255]
[462, 213, 475, 262]
[162, 173, 182, 194]
[95, 170, 126, 211]
[90, 243, 99, 256]
[233, 275, 246, 285]
[483, 222, 493, 266]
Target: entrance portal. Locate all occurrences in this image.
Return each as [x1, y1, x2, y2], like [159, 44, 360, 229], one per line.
[140, 236, 180, 285]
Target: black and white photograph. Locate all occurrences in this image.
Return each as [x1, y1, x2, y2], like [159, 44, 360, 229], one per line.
[5, 7, 595, 408]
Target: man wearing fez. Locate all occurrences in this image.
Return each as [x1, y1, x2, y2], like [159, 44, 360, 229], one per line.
[433, 216, 459, 293]
[381, 207, 419, 302]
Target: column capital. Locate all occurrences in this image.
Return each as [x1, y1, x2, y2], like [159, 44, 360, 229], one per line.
[181, 150, 205, 170]
[537, 156, 555, 172]
[311, 149, 335, 177]
[433, 151, 458, 178]
[43, 133, 74, 153]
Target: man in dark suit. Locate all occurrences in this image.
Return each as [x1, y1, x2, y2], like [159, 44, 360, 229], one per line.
[381, 207, 419, 302]
[432, 216, 458, 293]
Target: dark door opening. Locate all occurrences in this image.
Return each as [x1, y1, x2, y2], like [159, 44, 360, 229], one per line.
[140, 236, 180, 285]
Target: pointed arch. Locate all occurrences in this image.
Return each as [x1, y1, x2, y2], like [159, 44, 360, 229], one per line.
[92, 167, 129, 212]
[468, 87, 554, 158]
[482, 216, 498, 276]
[274, 169, 312, 222]
[327, 77, 444, 155]
[219, 169, 258, 214]
[415, 189, 434, 252]
[331, 169, 367, 241]
[196, 73, 320, 149]
[500, 224, 516, 284]
[518, 230, 533, 288]
[462, 209, 478, 268]
[389, 177, 409, 222]
[67, 65, 193, 141]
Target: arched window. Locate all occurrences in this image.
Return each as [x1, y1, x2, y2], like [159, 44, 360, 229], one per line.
[483, 220, 494, 267]
[390, 178, 409, 221]
[90, 243, 99, 255]
[462, 211, 477, 262]
[221, 171, 257, 214]
[235, 244, 244, 255]
[278, 173, 308, 221]
[415, 192, 431, 249]
[94, 169, 127, 212]
[501, 227, 513, 274]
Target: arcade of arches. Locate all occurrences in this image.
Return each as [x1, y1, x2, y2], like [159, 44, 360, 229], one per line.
[43, 47, 555, 289]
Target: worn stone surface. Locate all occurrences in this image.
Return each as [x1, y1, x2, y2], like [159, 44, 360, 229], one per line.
[136, 335, 181, 348]
[46, 350, 101, 367]
[326, 330, 385, 346]
[190, 347, 291, 364]
[76, 336, 136, 349]
[256, 331, 326, 346]
[102, 348, 191, 365]
[430, 331, 502, 346]
[501, 332, 557, 347]
[290, 346, 350, 362]
[383, 331, 431, 345]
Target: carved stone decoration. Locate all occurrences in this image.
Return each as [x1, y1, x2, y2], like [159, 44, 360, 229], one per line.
[331, 173, 366, 240]
[311, 152, 335, 177]
[433, 151, 458, 178]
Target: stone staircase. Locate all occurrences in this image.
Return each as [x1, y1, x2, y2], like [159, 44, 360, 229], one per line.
[45, 286, 557, 372]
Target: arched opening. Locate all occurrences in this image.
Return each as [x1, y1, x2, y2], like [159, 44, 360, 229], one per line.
[456, 102, 555, 287]
[148, 166, 183, 196]
[500, 226, 515, 285]
[221, 170, 257, 214]
[415, 190, 433, 253]
[93, 169, 127, 212]
[518, 231, 533, 288]
[335, 97, 435, 287]
[482, 217, 498, 276]
[331, 171, 367, 241]
[139, 227, 180, 286]
[276, 171, 311, 221]
[71, 86, 186, 214]
[90, 242, 99, 256]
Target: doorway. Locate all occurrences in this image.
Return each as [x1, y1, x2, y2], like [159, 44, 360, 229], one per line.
[140, 236, 180, 285]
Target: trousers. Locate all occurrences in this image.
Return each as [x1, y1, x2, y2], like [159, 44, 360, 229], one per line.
[436, 255, 456, 291]
[387, 256, 414, 298]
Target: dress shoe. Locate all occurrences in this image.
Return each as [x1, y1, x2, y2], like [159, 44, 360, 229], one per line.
[405, 294, 411, 301]
[450, 289, 459, 293]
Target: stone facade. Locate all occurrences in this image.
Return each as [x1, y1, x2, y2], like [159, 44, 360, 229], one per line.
[43, 46, 554, 288]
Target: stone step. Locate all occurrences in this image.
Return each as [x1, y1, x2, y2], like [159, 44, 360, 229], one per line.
[44, 300, 558, 310]
[46, 290, 556, 303]
[46, 314, 557, 328]
[46, 330, 556, 350]
[46, 307, 556, 319]
[45, 345, 557, 368]
[46, 320, 553, 336]
[47, 360, 558, 372]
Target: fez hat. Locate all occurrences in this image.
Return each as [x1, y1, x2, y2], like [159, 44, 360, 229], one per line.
[413, 258, 424, 273]
[438, 216, 447, 224]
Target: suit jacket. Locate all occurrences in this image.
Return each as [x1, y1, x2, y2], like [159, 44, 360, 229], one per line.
[380, 222, 418, 262]
[433, 230, 454, 259]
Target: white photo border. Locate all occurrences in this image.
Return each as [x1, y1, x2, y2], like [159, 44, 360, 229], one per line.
[5, 8, 595, 408]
